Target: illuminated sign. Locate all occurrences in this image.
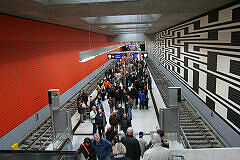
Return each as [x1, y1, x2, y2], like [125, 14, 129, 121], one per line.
[108, 54, 122, 59]
[114, 54, 122, 59]
[134, 53, 138, 58]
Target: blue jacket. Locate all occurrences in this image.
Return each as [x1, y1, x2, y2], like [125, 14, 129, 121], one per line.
[91, 138, 112, 159]
[139, 92, 146, 101]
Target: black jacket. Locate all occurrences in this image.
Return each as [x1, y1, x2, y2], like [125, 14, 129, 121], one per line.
[121, 135, 141, 160]
[121, 117, 131, 131]
[76, 143, 96, 160]
[106, 129, 117, 142]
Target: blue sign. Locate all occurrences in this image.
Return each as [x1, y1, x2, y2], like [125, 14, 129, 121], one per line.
[114, 54, 122, 59]
[134, 53, 138, 58]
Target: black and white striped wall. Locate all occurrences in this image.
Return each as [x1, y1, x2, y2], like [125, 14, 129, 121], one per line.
[146, 2, 240, 146]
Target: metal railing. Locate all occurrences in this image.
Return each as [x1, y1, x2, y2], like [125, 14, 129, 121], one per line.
[0, 150, 77, 160]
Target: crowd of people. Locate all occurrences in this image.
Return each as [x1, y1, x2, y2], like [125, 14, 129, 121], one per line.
[76, 59, 169, 160]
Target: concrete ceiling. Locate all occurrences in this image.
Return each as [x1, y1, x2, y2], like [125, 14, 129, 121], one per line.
[0, 0, 236, 36]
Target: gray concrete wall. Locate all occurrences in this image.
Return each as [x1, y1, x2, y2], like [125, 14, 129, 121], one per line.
[0, 60, 113, 150]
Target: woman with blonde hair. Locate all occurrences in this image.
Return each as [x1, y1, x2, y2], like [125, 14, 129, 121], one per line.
[112, 142, 130, 160]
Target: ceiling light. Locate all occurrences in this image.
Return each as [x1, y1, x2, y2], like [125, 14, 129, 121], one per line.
[111, 28, 148, 32]
[81, 14, 161, 24]
[34, 0, 136, 5]
[100, 24, 152, 29]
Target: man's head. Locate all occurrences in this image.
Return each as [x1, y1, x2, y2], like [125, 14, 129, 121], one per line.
[127, 95, 131, 99]
[84, 137, 91, 147]
[93, 133, 100, 143]
[139, 131, 144, 138]
[107, 126, 111, 132]
[92, 106, 96, 111]
[113, 110, 117, 115]
[123, 114, 127, 118]
[126, 127, 133, 135]
[152, 133, 162, 144]
[118, 104, 122, 108]
[99, 109, 102, 113]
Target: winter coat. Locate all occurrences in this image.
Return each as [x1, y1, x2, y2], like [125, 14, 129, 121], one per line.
[76, 143, 96, 160]
[137, 137, 148, 157]
[95, 113, 107, 127]
[91, 138, 112, 160]
[77, 103, 85, 114]
[115, 92, 121, 101]
[109, 114, 120, 126]
[130, 88, 138, 99]
[117, 108, 124, 119]
[139, 92, 146, 101]
[90, 110, 97, 123]
[121, 117, 131, 132]
[82, 93, 88, 104]
[108, 99, 115, 108]
[127, 99, 134, 108]
[106, 129, 117, 142]
[121, 135, 141, 160]
[143, 143, 170, 160]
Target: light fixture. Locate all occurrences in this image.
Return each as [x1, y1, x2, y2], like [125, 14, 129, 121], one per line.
[34, 0, 136, 5]
[81, 14, 161, 24]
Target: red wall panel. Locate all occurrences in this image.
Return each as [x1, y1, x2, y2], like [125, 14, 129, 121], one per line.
[0, 14, 120, 137]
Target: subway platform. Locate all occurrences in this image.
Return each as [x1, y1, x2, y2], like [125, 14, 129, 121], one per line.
[46, 67, 183, 151]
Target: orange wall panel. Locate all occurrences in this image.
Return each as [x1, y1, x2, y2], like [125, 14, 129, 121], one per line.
[0, 14, 120, 137]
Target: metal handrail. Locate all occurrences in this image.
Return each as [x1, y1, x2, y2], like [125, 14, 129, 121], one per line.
[180, 126, 192, 149]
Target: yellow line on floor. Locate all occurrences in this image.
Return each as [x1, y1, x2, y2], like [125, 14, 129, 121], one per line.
[151, 88, 160, 112]
[72, 116, 80, 130]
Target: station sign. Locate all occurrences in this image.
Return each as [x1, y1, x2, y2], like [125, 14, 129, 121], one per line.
[108, 53, 148, 59]
[108, 54, 122, 59]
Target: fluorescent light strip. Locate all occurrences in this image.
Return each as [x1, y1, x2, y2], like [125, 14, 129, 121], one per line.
[100, 24, 152, 29]
[79, 44, 124, 62]
[81, 14, 161, 24]
[34, 0, 136, 5]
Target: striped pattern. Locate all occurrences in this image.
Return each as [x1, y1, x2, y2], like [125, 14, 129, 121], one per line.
[146, 3, 240, 134]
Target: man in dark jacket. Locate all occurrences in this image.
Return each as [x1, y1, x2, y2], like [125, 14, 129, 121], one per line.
[77, 100, 85, 123]
[121, 127, 141, 160]
[117, 104, 124, 127]
[82, 90, 88, 106]
[76, 137, 96, 160]
[115, 90, 121, 109]
[121, 114, 131, 135]
[108, 97, 115, 114]
[109, 110, 120, 132]
[105, 126, 117, 143]
[127, 95, 133, 120]
[95, 109, 107, 138]
[130, 87, 138, 109]
[91, 133, 112, 160]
